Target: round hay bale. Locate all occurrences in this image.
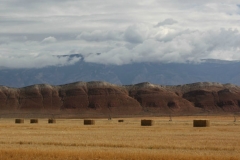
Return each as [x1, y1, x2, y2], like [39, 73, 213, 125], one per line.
[30, 119, 38, 124]
[15, 119, 24, 124]
[48, 119, 56, 124]
[141, 119, 153, 126]
[118, 120, 124, 123]
[84, 119, 95, 125]
[193, 120, 210, 127]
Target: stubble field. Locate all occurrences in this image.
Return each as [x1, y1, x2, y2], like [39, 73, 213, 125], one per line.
[0, 116, 239, 160]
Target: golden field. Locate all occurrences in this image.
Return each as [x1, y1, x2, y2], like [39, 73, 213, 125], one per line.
[0, 116, 239, 160]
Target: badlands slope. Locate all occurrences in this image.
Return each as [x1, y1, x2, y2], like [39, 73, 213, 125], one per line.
[0, 81, 240, 117]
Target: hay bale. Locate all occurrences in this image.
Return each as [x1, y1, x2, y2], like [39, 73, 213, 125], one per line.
[48, 119, 56, 124]
[193, 120, 210, 127]
[84, 119, 95, 125]
[141, 119, 153, 126]
[118, 120, 124, 122]
[15, 119, 24, 124]
[30, 119, 38, 124]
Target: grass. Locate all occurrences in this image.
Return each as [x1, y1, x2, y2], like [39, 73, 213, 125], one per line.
[0, 116, 239, 160]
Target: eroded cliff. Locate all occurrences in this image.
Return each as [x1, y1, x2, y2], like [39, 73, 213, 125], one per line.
[0, 81, 240, 117]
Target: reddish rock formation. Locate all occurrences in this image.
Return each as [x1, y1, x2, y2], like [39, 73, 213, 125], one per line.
[178, 82, 240, 113]
[0, 81, 240, 117]
[127, 82, 201, 114]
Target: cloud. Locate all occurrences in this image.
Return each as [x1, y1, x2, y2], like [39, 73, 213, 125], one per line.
[76, 30, 122, 42]
[124, 25, 145, 44]
[83, 28, 240, 64]
[0, 54, 80, 69]
[155, 18, 178, 27]
[1, 0, 240, 68]
[42, 36, 57, 43]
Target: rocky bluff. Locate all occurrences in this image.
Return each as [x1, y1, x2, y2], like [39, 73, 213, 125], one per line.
[0, 81, 240, 117]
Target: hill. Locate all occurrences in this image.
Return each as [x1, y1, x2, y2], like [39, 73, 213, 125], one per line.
[0, 81, 240, 118]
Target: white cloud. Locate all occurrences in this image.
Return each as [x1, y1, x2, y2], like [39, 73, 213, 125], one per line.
[76, 30, 122, 42]
[83, 28, 240, 64]
[155, 18, 178, 27]
[124, 25, 145, 44]
[42, 36, 57, 43]
[0, 54, 80, 69]
[1, 0, 240, 68]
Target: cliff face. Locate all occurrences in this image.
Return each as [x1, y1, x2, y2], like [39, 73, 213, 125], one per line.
[0, 81, 240, 117]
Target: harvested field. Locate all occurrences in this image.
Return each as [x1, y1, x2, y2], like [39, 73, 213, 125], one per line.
[0, 116, 239, 160]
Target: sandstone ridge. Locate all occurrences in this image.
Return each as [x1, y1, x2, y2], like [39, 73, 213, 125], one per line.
[0, 81, 240, 117]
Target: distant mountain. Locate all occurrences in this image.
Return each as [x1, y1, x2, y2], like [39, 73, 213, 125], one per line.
[0, 54, 240, 88]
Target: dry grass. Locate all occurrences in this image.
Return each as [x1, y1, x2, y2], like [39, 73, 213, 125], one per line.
[0, 116, 239, 160]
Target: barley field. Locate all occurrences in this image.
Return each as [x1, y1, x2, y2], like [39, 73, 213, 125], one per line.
[0, 116, 239, 160]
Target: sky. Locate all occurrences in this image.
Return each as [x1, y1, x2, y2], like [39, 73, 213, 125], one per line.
[1, 0, 240, 68]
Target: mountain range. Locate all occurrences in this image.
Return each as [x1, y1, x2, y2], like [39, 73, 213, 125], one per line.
[0, 54, 240, 88]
